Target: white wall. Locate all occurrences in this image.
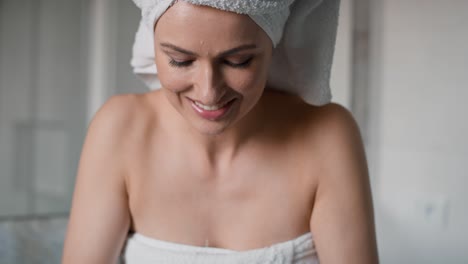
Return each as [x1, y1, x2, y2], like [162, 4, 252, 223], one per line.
[331, 0, 353, 108]
[370, 1, 468, 263]
[115, 0, 149, 95]
[0, 0, 88, 217]
[0, 0, 36, 216]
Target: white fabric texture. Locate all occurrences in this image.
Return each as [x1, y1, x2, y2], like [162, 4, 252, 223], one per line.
[121, 232, 319, 264]
[133, 0, 293, 46]
[130, 0, 340, 106]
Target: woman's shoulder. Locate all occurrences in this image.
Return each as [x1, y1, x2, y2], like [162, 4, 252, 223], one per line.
[86, 93, 156, 150]
[299, 100, 363, 159]
[303, 102, 368, 185]
[305, 102, 360, 138]
[264, 91, 363, 163]
[262, 91, 360, 143]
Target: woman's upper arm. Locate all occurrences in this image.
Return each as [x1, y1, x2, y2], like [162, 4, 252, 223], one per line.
[309, 103, 379, 264]
[62, 96, 134, 263]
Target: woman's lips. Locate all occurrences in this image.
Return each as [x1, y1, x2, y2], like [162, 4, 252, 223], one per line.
[189, 98, 236, 121]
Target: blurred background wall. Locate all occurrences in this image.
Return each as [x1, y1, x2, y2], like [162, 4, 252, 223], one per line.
[370, 0, 468, 263]
[0, 0, 467, 263]
[0, 0, 88, 218]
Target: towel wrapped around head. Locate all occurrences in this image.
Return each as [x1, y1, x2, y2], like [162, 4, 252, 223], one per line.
[131, 0, 341, 106]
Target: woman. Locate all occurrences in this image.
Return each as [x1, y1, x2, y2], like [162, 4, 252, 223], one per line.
[62, 0, 378, 263]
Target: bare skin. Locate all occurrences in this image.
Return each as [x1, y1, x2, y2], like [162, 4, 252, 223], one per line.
[62, 2, 378, 264]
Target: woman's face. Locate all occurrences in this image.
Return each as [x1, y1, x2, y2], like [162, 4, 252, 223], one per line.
[154, 1, 273, 135]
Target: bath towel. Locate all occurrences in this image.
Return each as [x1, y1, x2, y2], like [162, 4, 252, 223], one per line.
[131, 0, 340, 105]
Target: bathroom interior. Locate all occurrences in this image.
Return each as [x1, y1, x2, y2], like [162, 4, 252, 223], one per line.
[0, 0, 467, 263]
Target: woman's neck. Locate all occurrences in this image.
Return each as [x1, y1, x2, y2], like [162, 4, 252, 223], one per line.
[186, 99, 265, 166]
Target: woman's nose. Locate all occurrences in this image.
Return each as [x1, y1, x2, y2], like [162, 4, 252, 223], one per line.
[194, 62, 226, 104]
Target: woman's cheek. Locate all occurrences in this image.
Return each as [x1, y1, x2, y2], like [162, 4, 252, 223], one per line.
[225, 67, 266, 94]
[157, 63, 191, 92]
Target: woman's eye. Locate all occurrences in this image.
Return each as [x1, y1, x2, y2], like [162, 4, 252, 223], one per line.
[169, 59, 193, 68]
[224, 57, 253, 69]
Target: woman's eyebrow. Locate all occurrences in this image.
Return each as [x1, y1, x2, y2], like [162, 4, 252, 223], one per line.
[160, 43, 197, 56]
[219, 44, 258, 57]
[160, 43, 258, 57]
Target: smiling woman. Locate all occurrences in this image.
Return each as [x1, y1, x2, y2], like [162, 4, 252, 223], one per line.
[154, 2, 272, 135]
[62, 0, 379, 263]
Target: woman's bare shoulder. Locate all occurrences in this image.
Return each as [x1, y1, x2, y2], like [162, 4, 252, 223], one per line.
[91, 93, 150, 129]
[260, 92, 360, 145]
[88, 93, 155, 144]
[298, 102, 368, 186]
[294, 103, 364, 177]
[306, 103, 378, 263]
[261, 91, 358, 134]
[62, 93, 152, 263]
[303, 102, 363, 149]
[303, 102, 354, 125]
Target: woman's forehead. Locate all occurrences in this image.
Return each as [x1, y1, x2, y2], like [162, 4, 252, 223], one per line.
[155, 1, 270, 49]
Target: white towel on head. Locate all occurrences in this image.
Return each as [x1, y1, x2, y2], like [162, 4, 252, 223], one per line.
[130, 0, 340, 106]
[267, 0, 340, 105]
[133, 0, 294, 46]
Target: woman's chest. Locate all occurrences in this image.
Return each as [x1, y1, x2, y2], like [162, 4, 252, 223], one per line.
[126, 146, 318, 248]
